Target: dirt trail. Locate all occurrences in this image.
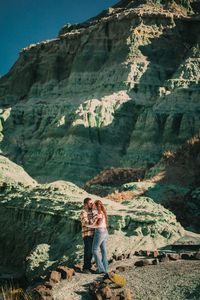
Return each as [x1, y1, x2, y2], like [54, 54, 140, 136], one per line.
[52, 258, 200, 300]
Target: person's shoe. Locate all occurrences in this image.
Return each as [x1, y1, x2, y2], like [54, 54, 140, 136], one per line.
[103, 272, 110, 279]
[82, 269, 91, 274]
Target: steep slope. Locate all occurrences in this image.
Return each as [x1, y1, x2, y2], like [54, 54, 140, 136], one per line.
[83, 134, 200, 232]
[0, 0, 199, 184]
[0, 154, 37, 186]
[146, 134, 200, 232]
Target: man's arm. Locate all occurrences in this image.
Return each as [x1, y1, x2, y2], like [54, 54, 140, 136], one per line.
[80, 210, 89, 226]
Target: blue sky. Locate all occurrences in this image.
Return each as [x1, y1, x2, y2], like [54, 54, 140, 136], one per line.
[0, 0, 118, 76]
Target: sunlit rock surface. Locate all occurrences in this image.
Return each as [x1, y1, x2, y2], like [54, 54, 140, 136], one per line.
[0, 155, 37, 186]
[0, 0, 199, 184]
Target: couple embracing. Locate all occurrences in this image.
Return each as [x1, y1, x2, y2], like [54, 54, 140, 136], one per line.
[80, 197, 109, 274]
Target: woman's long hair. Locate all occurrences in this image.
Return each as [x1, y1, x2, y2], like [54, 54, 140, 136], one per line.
[94, 200, 108, 226]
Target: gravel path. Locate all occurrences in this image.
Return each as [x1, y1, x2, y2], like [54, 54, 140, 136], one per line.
[52, 258, 200, 300]
[126, 260, 200, 300]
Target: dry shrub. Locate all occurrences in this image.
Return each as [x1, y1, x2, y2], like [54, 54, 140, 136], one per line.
[163, 134, 200, 166]
[187, 135, 200, 146]
[85, 167, 146, 188]
[0, 286, 32, 300]
[107, 191, 135, 202]
[163, 150, 176, 162]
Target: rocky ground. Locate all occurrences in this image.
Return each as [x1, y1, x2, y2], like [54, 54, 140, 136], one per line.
[51, 257, 200, 300]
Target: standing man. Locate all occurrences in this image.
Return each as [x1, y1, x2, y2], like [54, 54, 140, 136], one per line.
[80, 197, 95, 273]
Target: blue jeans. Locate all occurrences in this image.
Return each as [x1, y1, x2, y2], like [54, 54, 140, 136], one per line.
[92, 228, 108, 273]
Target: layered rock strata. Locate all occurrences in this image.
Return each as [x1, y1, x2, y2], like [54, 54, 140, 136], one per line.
[85, 135, 200, 231]
[0, 0, 200, 184]
[0, 158, 184, 280]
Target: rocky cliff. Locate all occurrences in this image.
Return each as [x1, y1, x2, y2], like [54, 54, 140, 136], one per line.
[85, 134, 200, 232]
[0, 158, 184, 280]
[0, 0, 200, 185]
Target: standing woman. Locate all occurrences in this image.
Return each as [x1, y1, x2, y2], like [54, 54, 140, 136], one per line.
[87, 200, 109, 274]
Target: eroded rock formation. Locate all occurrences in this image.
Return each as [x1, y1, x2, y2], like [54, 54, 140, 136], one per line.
[0, 0, 199, 184]
[0, 157, 184, 281]
[85, 135, 200, 232]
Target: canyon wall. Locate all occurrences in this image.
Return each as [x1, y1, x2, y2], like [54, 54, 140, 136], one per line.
[0, 1, 199, 185]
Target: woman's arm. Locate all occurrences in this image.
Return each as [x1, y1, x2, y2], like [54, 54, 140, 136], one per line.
[90, 210, 100, 225]
[86, 211, 103, 227]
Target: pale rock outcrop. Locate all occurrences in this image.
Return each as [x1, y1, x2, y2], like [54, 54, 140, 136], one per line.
[0, 155, 37, 186]
[0, 158, 184, 280]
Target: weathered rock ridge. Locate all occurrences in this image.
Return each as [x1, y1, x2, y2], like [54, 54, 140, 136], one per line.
[0, 0, 200, 184]
[0, 158, 185, 281]
[0, 155, 37, 186]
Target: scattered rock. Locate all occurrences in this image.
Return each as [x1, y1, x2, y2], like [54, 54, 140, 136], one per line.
[116, 266, 126, 272]
[34, 284, 53, 300]
[57, 266, 75, 281]
[100, 285, 113, 299]
[134, 259, 157, 267]
[48, 271, 62, 285]
[152, 259, 160, 265]
[90, 273, 131, 300]
[134, 251, 143, 256]
[158, 254, 170, 263]
[194, 252, 200, 260]
[181, 253, 194, 260]
[167, 253, 180, 261]
[116, 266, 133, 272]
[118, 288, 132, 300]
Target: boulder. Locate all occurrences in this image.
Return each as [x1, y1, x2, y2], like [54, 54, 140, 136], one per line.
[57, 266, 75, 281]
[167, 253, 180, 261]
[194, 252, 200, 260]
[47, 271, 62, 285]
[181, 253, 195, 260]
[34, 284, 53, 300]
[158, 254, 170, 263]
[117, 288, 132, 300]
[116, 266, 133, 272]
[135, 259, 152, 267]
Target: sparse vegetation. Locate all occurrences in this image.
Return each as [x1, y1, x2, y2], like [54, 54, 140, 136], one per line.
[107, 190, 136, 202]
[162, 134, 200, 173]
[150, 133, 200, 232]
[163, 150, 176, 163]
[0, 285, 32, 300]
[85, 167, 146, 188]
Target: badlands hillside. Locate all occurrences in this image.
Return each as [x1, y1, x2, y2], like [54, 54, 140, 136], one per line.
[0, 0, 199, 184]
[0, 0, 200, 299]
